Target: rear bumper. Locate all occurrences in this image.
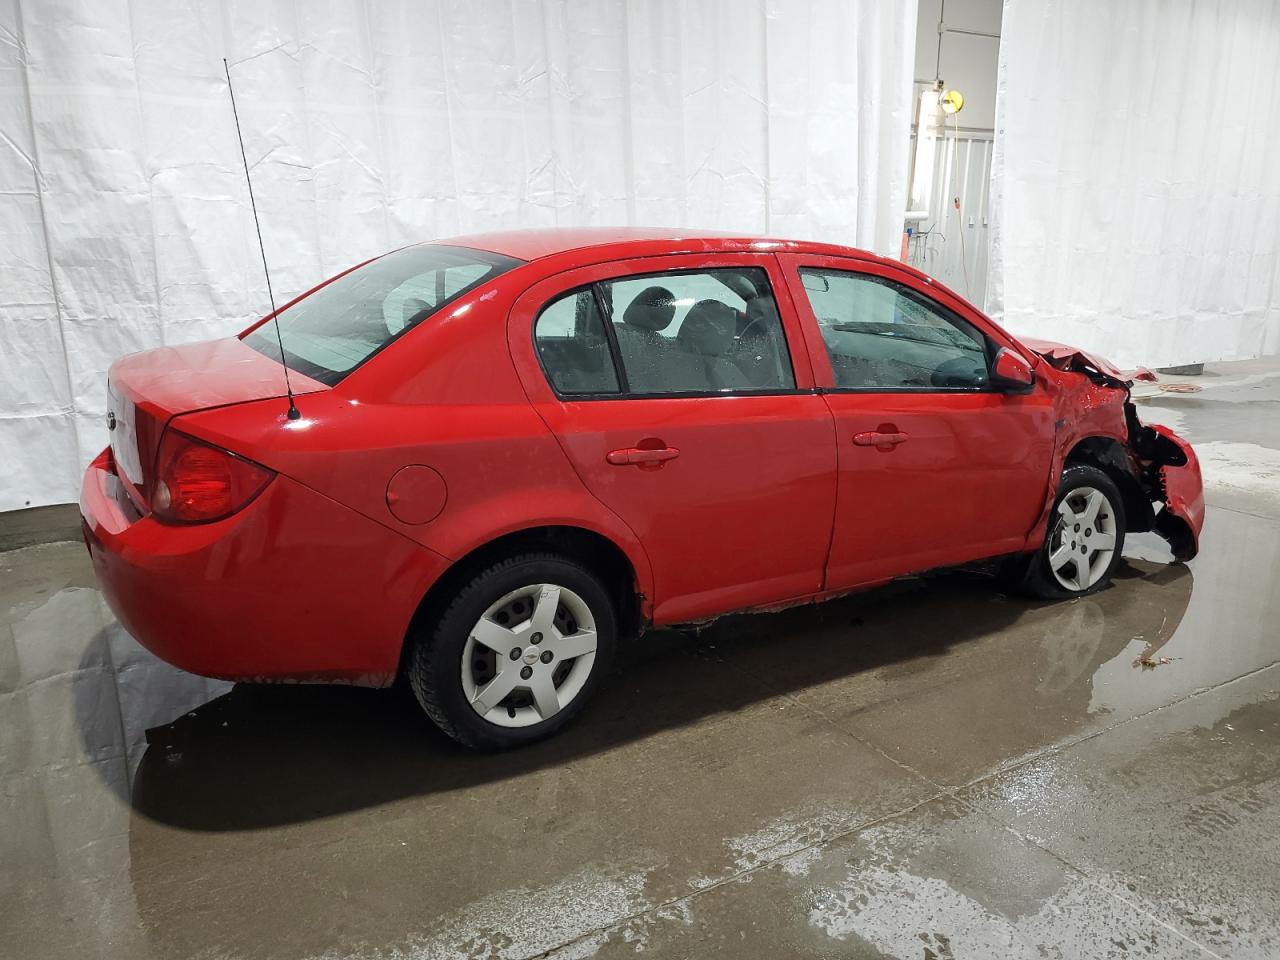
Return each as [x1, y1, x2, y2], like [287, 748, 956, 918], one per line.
[80, 448, 448, 685]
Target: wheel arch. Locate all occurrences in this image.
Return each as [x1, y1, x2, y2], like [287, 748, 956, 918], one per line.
[1063, 435, 1155, 532]
[398, 524, 646, 681]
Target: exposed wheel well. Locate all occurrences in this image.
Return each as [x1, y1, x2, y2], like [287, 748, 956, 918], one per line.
[1064, 436, 1154, 532]
[398, 526, 643, 680]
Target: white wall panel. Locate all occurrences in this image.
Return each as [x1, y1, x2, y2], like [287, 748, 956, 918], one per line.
[0, 0, 917, 510]
[988, 0, 1280, 369]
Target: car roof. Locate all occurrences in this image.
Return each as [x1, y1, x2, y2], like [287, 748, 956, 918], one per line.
[431, 226, 930, 283]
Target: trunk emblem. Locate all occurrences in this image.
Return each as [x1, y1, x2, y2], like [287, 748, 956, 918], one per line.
[106, 412, 117, 431]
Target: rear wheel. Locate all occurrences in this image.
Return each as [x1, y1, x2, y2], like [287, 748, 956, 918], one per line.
[408, 553, 616, 750]
[1009, 464, 1126, 599]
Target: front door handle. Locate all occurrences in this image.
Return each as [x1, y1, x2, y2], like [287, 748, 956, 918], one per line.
[853, 430, 909, 451]
[606, 446, 680, 466]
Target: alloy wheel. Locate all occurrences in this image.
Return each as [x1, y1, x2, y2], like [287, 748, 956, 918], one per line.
[460, 583, 598, 728]
[1048, 485, 1118, 591]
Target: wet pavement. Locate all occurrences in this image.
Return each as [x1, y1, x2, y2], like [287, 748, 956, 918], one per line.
[3, 357, 1279, 960]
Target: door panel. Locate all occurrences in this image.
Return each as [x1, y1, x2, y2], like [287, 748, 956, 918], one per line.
[547, 395, 836, 622]
[508, 253, 836, 624]
[778, 253, 1055, 589]
[821, 391, 1054, 587]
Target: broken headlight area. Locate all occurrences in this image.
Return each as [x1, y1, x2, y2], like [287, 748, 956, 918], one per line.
[1124, 403, 1204, 561]
[1026, 336, 1204, 563]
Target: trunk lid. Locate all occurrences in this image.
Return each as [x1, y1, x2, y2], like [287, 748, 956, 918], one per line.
[106, 337, 326, 500]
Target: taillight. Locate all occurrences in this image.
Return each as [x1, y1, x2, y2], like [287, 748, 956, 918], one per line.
[151, 429, 274, 524]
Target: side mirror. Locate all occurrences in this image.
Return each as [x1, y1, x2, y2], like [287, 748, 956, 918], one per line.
[991, 347, 1035, 390]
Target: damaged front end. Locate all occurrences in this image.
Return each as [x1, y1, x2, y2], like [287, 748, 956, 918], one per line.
[1123, 409, 1204, 560]
[1024, 336, 1205, 561]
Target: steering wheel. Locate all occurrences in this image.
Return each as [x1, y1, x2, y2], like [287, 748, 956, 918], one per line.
[931, 355, 988, 388]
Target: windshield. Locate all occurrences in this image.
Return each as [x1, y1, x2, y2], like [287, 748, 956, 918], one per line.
[243, 244, 523, 385]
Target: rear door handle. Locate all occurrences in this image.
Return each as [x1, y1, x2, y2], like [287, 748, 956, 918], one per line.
[606, 446, 680, 466]
[853, 431, 909, 450]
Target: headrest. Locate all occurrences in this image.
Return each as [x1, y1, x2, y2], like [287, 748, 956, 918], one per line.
[678, 300, 737, 356]
[744, 296, 780, 328]
[403, 297, 431, 328]
[622, 286, 676, 331]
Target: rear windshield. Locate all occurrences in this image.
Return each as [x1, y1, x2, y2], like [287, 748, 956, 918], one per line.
[243, 244, 523, 385]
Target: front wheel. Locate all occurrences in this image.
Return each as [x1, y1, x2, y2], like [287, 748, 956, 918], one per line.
[1010, 464, 1127, 599]
[407, 553, 617, 750]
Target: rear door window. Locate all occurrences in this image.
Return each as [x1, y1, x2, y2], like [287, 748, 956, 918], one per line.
[533, 268, 795, 397]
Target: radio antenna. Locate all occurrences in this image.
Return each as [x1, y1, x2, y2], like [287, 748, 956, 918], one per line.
[223, 57, 300, 421]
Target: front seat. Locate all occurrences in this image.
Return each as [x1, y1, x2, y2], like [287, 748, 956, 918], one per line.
[615, 285, 678, 392]
[736, 296, 788, 387]
[677, 300, 751, 391]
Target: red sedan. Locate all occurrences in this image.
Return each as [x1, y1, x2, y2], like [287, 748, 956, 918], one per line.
[80, 229, 1204, 749]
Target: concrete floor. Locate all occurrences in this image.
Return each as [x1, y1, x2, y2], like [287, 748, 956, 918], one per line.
[3, 358, 1279, 960]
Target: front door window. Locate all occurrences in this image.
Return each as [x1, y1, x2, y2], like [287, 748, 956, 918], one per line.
[797, 268, 990, 390]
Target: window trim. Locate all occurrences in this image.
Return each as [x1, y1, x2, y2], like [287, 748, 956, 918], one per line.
[797, 267, 999, 395]
[540, 386, 820, 403]
[591, 282, 630, 393]
[531, 266, 800, 402]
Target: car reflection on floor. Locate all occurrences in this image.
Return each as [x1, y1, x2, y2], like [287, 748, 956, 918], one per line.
[12, 507, 1280, 959]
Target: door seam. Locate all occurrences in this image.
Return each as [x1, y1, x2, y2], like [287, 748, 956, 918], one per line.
[817, 392, 841, 593]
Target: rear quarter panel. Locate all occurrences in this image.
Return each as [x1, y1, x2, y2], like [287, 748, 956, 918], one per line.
[83, 466, 447, 684]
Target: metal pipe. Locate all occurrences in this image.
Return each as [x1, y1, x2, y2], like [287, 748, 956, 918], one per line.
[911, 124, 996, 136]
[935, 0, 945, 81]
[942, 26, 1000, 39]
[934, 0, 1000, 85]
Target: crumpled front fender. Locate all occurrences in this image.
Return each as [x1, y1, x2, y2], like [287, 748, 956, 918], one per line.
[1023, 340, 1205, 562]
[1146, 424, 1204, 561]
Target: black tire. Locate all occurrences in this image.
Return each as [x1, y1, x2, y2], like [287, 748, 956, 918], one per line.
[1008, 463, 1127, 600]
[407, 552, 617, 750]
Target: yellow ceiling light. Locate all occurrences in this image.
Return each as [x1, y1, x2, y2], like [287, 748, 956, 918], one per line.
[940, 89, 965, 114]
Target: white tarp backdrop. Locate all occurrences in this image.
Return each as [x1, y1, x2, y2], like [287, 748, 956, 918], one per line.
[987, 0, 1280, 369]
[0, 0, 916, 512]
